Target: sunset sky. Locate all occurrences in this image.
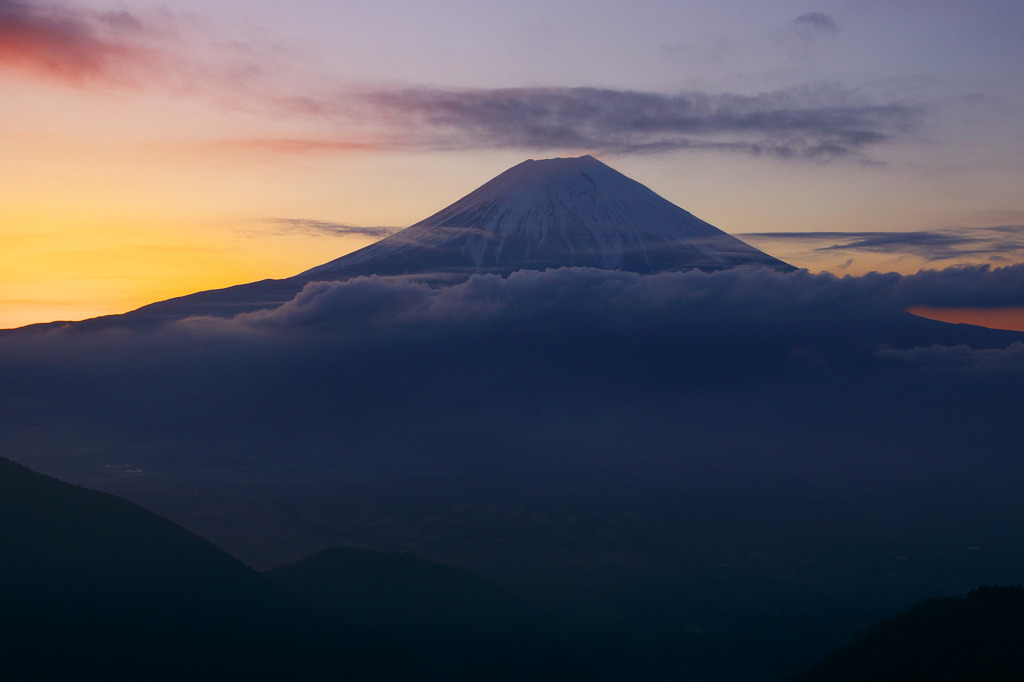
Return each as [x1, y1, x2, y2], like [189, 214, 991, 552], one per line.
[2, 0, 1024, 327]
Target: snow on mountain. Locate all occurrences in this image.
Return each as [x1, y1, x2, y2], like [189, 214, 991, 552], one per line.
[303, 155, 793, 280]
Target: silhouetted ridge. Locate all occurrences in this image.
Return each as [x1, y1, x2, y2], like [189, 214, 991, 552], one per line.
[0, 457, 413, 681]
[785, 585, 1024, 682]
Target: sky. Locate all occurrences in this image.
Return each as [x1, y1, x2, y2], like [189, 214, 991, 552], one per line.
[2, 0, 1024, 328]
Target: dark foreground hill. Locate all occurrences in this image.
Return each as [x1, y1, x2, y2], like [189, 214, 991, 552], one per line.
[0, 456, 599, 682]
[267, 547, 593, 681]
[0, 456, 415, 682]
[785, 585, 1024, 681]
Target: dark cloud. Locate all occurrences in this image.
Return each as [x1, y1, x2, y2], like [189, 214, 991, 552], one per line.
[1, 265, 1021, 548]
[793, 12, 839, 34]
[888, 263, 1024, 308]
[875, 342, 1024, 373]
[349, 86, 922, 160]
[237, 263, 1024, 328]
[247, 219, 399, 239]
[741, 225, 1024, 262]
[151, 265, 1024, 369]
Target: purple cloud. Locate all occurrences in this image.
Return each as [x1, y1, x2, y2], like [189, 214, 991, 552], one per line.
[0, 0, 154, 85]
[344, 85, 922, 160]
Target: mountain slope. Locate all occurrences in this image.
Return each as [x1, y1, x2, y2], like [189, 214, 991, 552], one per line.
[304, 155, 794, 280]
[0, 456, 414, 682]
[784, 586, 1024, 681]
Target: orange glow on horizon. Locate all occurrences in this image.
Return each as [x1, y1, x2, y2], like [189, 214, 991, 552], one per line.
[908, 306, 1024, 333]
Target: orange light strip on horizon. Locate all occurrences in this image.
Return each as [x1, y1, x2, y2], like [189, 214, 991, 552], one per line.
[907, 306, 1024, 333]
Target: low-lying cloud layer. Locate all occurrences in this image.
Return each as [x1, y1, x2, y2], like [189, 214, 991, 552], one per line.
[9, 264, 1016, 383]
[3, 264, 1022, 540]
[180, 263, 1024, 334]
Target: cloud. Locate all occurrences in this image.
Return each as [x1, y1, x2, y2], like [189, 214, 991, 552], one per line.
[238, 85, 924, 161]
[162, 264, 1024, 354]
[888, 263, 1024, 308]
[776, 12, 840, 63]
[245, 219, 399, 239]
[0, 0, 154, 85]
[740, 225, 1024, 263]
[0, 1, 282, 100]
[209, 137, 397, 155]
[793, 13, 839, 34]
[3, 264, 1023, 515]
[345, 86, 923, 160]
[875, 342, 1024, 373]
[206, 85, 924, 161]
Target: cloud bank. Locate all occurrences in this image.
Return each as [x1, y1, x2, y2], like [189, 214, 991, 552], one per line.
[2, 265, 1022, 512]
[188, 263, 1024, 333]
[9, 264, 1023, 374]
[131, 264, 1024, 384]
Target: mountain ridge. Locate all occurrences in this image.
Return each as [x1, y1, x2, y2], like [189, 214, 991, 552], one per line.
[0, 456, 415, 681]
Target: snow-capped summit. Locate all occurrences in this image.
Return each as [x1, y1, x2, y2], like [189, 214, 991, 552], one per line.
[303, 155, 793, 279]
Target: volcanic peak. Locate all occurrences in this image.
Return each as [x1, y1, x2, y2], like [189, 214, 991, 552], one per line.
[304, 155, 793, 279]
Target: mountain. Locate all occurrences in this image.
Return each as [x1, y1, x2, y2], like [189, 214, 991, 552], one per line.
[28, 156, 791, 328]
[0, 456, 415, 682]
[1, 453, 596, 681]
[784, 586, 1024, 681]
[303, 155, 794, 280]
[266, 547, 595, 681]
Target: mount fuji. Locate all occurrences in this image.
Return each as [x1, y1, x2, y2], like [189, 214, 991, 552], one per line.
[304, 155, 793, 280]
[53, 156, 793, 327]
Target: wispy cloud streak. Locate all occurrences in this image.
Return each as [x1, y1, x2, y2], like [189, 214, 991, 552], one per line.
[1, 3, 924, 160]
[741, 226, 1024, 262]
[347, 86, 922, 160]
[246, 219, 399, 239]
